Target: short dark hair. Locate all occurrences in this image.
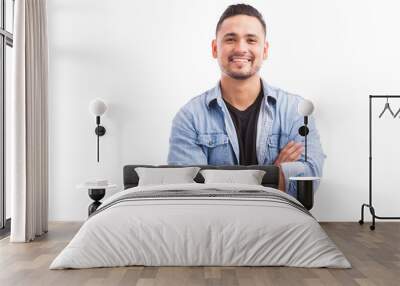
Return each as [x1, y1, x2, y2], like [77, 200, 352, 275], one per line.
[216, 4, 266, 37]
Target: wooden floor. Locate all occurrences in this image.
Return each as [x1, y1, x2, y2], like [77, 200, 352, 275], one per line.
[0, 222, 399, 286]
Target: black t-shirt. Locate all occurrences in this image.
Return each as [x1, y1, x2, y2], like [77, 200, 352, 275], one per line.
[224, 88, 263, 165]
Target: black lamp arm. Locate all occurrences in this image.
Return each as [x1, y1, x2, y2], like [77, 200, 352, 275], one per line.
[297, 116, 309, 162]
[94, 116, 106, 162]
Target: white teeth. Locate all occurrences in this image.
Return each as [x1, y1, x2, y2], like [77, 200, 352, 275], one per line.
[231, 58, 250, 62]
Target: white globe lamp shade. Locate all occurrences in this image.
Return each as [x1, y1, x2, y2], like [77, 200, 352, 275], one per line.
[298, 99, 314, 116]
[89, 99, 107, 116]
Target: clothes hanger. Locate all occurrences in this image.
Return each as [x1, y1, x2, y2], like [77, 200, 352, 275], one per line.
[378, 97, 395, 118]
[394, 106, 400, 118]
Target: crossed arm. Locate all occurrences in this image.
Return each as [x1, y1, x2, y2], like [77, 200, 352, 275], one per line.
[274, 141, 303, 192]
[168, 109, 325, 196]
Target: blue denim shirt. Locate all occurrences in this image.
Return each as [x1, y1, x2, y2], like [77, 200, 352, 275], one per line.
[167, 79, 326, 198]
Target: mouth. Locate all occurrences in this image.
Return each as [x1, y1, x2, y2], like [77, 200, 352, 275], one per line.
[229, 56, 252, 64]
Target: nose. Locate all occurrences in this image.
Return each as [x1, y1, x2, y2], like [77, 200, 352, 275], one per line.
[233, 39, 248, 53]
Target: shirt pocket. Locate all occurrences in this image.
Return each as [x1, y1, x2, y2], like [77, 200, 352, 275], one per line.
[267, 133, 290, 163]
[196, 133, 231, 165]
[267, 134, 280, 163]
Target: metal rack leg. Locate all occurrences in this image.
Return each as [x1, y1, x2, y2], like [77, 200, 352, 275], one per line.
[359, 204, 366, 225]
[369, 206, 376, 231]
[359, 203, 376, 230]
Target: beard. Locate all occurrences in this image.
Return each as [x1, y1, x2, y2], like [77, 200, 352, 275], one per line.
[221, 53, 261, 80]
[223, 66, 260, 80]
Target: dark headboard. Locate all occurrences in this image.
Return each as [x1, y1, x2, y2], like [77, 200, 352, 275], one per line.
[123, 165, 279, 190]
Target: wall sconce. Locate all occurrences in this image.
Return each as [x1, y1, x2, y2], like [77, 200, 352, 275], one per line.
[89, 99, 107, 162]
[291, 99, 318, 211]
[297, 99, 314, 162]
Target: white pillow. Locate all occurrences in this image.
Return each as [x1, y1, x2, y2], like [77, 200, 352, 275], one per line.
[200, 169, 266, 185]
[135, 167, 200, 186]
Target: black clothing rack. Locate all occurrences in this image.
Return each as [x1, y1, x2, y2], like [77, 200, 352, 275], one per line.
[359, 95, 400, 230]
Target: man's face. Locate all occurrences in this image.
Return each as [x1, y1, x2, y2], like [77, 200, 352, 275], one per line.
[212, 15, 268, 80]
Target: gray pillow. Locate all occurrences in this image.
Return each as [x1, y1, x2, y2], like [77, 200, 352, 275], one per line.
[135, 167, 200, 186]
[200, 169, 266, 185]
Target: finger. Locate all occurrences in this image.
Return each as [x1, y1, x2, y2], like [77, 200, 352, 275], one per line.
[274, 141, 294, 164]
[287, 142, 303, 153]
[281, 149, 303, 163]
[276, 148, 303, 164]
[276, 141, 295, 162]
[281, 141, 295, 152]
[288, 147, 304, 161]
[280, 143, 303, 162]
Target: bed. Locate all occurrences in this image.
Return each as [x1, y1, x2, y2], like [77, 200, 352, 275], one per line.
[50, 165, 351, 269]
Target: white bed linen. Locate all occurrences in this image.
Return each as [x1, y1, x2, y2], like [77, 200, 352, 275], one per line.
[50, 183, 351, 269]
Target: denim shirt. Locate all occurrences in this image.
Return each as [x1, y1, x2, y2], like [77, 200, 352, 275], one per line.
[167, 79, 326, 198]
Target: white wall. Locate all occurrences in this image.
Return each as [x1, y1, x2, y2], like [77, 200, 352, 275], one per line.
[48, 0, 400, 221]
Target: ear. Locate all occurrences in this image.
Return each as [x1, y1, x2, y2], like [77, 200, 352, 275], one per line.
[263, 41, 269, 60]
[212, 39, 217, 59]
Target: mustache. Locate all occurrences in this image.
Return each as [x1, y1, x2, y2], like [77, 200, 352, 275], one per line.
[228, 53, 255, 61]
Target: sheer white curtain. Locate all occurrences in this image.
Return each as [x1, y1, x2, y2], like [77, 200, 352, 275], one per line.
[9, 0, 48, 242]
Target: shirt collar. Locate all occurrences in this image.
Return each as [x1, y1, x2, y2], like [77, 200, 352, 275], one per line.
[206, 78, 277, 109]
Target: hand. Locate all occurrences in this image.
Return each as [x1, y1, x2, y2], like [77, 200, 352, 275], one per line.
[274, 141, 303, 165]
[274, 141, 304, 192]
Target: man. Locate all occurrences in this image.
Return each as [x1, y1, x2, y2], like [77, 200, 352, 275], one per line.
[167, 4, 325, 198]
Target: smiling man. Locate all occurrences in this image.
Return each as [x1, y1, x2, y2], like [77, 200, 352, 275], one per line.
[167, 4, 326, 198]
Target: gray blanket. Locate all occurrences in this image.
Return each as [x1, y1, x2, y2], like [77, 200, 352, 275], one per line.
[50, 183, 351, 269]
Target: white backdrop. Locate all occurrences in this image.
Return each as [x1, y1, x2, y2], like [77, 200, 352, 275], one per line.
[47, 0, 400, 221]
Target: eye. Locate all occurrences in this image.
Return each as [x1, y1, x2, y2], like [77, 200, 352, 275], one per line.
[225, 38, 235, 43]
[248, 39, 257, 44]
